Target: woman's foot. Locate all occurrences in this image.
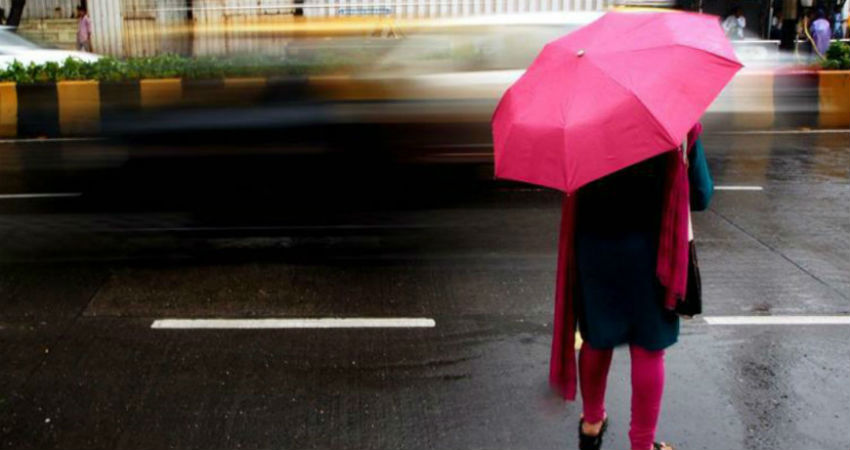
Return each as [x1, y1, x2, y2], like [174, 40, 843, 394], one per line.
[578, 416, 608, 450]
[581, 417, 605, 436]
[651, 442, 674, 450]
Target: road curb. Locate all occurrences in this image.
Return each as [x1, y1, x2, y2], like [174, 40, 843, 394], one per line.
[57, 80, 101, 136]
[818, 71, 850, 128]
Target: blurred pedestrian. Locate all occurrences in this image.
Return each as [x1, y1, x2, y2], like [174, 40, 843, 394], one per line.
[844, 1, 850, 39]
[572, 124, 714, 450]
[770, 11, 783, 40]
[76, 5, 92, 53]
[722, 7, 746, 40]
[834, 5, 845, 39]
[810, 9, 831, 57]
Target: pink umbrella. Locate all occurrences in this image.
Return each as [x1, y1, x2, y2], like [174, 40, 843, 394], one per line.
[492, 11, 742, 193]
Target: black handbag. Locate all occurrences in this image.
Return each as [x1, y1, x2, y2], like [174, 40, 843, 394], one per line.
[675, 241, 702, 317]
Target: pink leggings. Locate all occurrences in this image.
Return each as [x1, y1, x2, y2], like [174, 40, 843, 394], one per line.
[579, 341, 665, 450]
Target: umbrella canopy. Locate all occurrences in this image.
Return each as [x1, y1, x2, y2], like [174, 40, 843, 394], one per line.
[492, 11, 742, 193]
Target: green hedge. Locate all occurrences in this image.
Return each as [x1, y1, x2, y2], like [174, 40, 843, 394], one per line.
[0, 54, 355, 84]
[822, 42, 850, 70]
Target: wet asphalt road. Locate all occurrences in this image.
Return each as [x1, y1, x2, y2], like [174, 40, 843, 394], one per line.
[0, 131, 848, 450]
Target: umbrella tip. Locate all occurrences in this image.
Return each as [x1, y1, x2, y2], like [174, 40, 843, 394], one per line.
[577, 49, 585, 57]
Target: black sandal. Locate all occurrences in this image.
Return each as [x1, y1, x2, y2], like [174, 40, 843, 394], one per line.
[653, 442, 674, 450]
[578, 417, 608, 450]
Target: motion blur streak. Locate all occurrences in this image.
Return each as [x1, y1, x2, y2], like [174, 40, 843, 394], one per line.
[0, 10, 845, 242]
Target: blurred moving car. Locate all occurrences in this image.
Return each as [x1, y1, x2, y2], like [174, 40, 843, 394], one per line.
[15, 9, 812, 218]
[0, 27, 99, 69]
[108, 10, 815, 165]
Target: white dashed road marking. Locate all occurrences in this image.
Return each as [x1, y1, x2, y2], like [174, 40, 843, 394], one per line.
[714, 186, 764, 191]
[151, 318, 436, 329]
[703, 316, 850, 325]
[0, 193, 82, 199]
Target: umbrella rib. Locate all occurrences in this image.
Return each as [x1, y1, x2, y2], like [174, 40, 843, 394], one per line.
[582, 56, 678, 148]
[589, 12, 668, 49]
[597, 43, 742, 68]
[492, 90, 531, 182]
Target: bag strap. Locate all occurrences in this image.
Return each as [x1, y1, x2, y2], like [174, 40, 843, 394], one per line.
[682, 137, 694, 242]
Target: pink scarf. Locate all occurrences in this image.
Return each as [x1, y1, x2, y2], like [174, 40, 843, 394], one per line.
[657, 122, 702, 310]
[549, 123, 702, 400]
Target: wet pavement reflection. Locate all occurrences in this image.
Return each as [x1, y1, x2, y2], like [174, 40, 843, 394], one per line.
[0, 131, 848, 450]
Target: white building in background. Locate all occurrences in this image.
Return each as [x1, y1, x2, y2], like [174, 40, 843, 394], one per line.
[0, 0, 79, 19]
[14, 0, 612, 57]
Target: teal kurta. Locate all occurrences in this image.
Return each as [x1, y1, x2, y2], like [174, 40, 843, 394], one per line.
[574, 139, 713, 351]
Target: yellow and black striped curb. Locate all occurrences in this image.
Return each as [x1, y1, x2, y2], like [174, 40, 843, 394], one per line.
[0, 71, 847, 138]
[719, 70, 850, 130]
[818, 71, 850, 128]
[6, 77, 271, 138]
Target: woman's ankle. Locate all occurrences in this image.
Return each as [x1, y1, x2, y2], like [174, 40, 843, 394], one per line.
[580, 415, 606, 436]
